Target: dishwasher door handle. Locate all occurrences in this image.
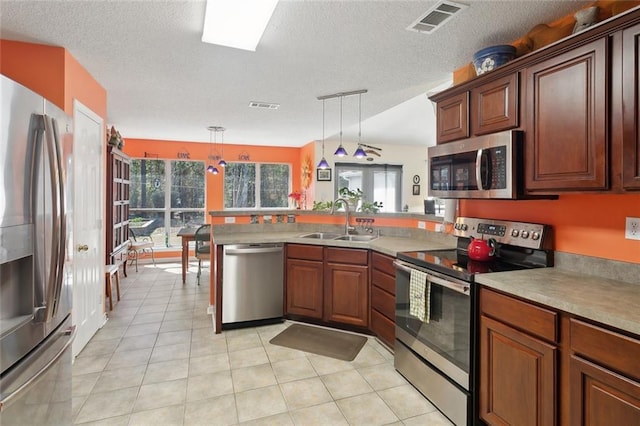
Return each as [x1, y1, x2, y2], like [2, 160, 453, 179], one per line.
[225, 247, 283, 255]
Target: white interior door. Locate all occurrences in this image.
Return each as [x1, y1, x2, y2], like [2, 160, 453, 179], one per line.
[72, 101, 105, 358]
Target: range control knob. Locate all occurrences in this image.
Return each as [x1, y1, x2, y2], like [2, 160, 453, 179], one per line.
[511, 229, 520, 237]
[521, 230, 530, 239]
[462, 224, 468, 231]
[531, 231, 541, 240]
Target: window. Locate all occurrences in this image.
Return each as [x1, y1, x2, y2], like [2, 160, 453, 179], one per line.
[224, 162, 290, 209]
[335, 163, 402, 212]
[129, 159, 205, 248]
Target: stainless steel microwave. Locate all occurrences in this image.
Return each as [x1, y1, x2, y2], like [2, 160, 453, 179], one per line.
[427, 130, 522, 199]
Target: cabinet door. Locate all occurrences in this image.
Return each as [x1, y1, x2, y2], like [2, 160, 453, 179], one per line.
[324, 263, 368, 327]
[622, 23, 640, 190]
[471, 73, 519, 135]
[436, 92, 469, 144]
[569, 356, 640, 426]
[525, 38, 608, 191]
[286, 259, 323, 319]
[480, 315, 557, 426]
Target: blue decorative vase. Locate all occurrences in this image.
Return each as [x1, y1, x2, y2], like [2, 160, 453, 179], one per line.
[473, 45, 516, 76]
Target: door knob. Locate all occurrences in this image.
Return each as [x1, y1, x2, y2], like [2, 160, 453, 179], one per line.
[77, 244, 89, 252]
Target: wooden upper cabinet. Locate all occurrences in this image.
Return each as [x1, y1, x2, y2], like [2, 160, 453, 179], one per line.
[471, 73, 519, 135]
[622, 23, 640, 190]
[436, 91, 469, 144]
[525, 38, 608, 192]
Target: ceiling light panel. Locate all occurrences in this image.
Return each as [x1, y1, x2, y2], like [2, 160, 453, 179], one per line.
[202, 0, 279, 51]
[407, 1, 468, 34]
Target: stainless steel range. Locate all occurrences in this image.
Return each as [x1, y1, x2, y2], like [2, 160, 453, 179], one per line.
[394, 217, 553, 426]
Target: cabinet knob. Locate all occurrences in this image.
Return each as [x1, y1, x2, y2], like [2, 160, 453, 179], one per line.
[77, 244, 89, 252]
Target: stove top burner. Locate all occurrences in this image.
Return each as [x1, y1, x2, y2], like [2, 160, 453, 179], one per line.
[397, 249, 531, 281]
[397, 217, 554, 282]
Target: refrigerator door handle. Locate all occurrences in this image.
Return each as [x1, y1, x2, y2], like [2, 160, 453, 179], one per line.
[0, 325, 76, 412]
[43, 115, 63, 321]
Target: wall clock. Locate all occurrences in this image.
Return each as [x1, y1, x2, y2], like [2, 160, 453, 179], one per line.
[413, 175, 421, 184]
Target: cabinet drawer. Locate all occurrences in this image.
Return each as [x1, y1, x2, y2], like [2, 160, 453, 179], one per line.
[571, 319, 640, 381]
[287, 244, 323, 261]
[371, 285, 395, 321]
[480, 288, 557, 343]
[371, 251, 395, 276]
[325, 247, 368, 265]
[371, 309, 395, 349]
[371, 269, 395, 295]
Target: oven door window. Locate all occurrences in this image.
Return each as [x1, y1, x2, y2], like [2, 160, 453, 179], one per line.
[397, 274, 471, 373]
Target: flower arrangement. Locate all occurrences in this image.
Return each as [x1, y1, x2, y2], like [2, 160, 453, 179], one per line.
[107, 126, 124, 149]
[288, 190, 303, 209]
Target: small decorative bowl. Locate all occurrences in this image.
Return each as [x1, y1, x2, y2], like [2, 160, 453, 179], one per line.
[473, 44, 517, 76]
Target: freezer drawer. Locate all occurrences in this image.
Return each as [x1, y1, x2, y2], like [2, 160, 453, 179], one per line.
[0, 315, 75, 425]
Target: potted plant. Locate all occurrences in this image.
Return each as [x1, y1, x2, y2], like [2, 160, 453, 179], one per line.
[337, 187, 363, 211]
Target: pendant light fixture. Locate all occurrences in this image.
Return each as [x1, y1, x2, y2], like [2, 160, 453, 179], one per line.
[317, 99, 330, 169]
[333, 95, 348, 157]
[217, 127, 227, 168]
[206, 126, 219, 175]
[353, 93, 367, 159]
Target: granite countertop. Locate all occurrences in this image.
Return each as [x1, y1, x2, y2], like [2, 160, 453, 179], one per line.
[476, 268, 640, 336]
[211, 231, 454, 257]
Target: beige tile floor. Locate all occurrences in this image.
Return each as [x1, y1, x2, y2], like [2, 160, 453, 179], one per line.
[72, 261, 454, 426]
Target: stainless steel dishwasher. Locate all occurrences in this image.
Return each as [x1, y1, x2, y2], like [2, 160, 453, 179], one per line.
[222, 243, 284, 326]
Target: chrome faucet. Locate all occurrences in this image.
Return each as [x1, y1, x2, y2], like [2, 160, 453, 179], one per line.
[331, 197, 356, 235]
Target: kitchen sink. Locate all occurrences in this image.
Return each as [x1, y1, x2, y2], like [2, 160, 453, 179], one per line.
[333, 234, 379, 242]
[299, 232, 343, 240]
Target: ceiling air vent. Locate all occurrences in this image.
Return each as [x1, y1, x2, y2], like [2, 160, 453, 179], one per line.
[249, 101, 280, 110]
[407, 1, 468, 34]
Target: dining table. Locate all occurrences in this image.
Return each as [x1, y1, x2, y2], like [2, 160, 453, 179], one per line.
[176, 226, 198, 284]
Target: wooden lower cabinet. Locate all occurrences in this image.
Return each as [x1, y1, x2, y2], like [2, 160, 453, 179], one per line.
[569, 318, 640, 425]
[480, 287, 640, 426]
[285, 244, 369, 328]
[324, 262, 368, 327]
[370, 252, 396, 348]
[286, 258, 323, 319]
[479, 314, 557, 426]
[569, 356, 640, 425]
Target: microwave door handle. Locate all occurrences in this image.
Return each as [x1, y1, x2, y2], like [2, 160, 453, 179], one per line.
[475, 148, 484, 190]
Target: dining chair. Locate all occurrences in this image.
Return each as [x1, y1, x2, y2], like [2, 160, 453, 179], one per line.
[128, 228, 156, 272]
[194, 224, 211, 285]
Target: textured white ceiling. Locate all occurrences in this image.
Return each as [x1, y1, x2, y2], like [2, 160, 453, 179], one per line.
[0, 0, 589, 147]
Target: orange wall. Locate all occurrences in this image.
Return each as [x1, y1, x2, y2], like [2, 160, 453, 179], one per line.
[0, 40, 106, 117]
[461, 194, 640, 263]
[64, 50, 107, 118]
[123, 138, 303, 215]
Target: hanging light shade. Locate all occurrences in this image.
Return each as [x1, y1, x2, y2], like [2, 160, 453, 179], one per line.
[317, 99, 330, 169]
[334, 95, 348, 157]
[218, 127, 227, 167]
[353, 93, 367, 159]
[353, 146, 367, 159]
[207, 126, 222, 174]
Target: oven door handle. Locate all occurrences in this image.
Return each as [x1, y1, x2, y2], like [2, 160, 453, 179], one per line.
[393, 260, 470, 296]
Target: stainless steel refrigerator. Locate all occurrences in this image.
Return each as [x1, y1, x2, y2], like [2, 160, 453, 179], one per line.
[0, 74, 75, 424]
